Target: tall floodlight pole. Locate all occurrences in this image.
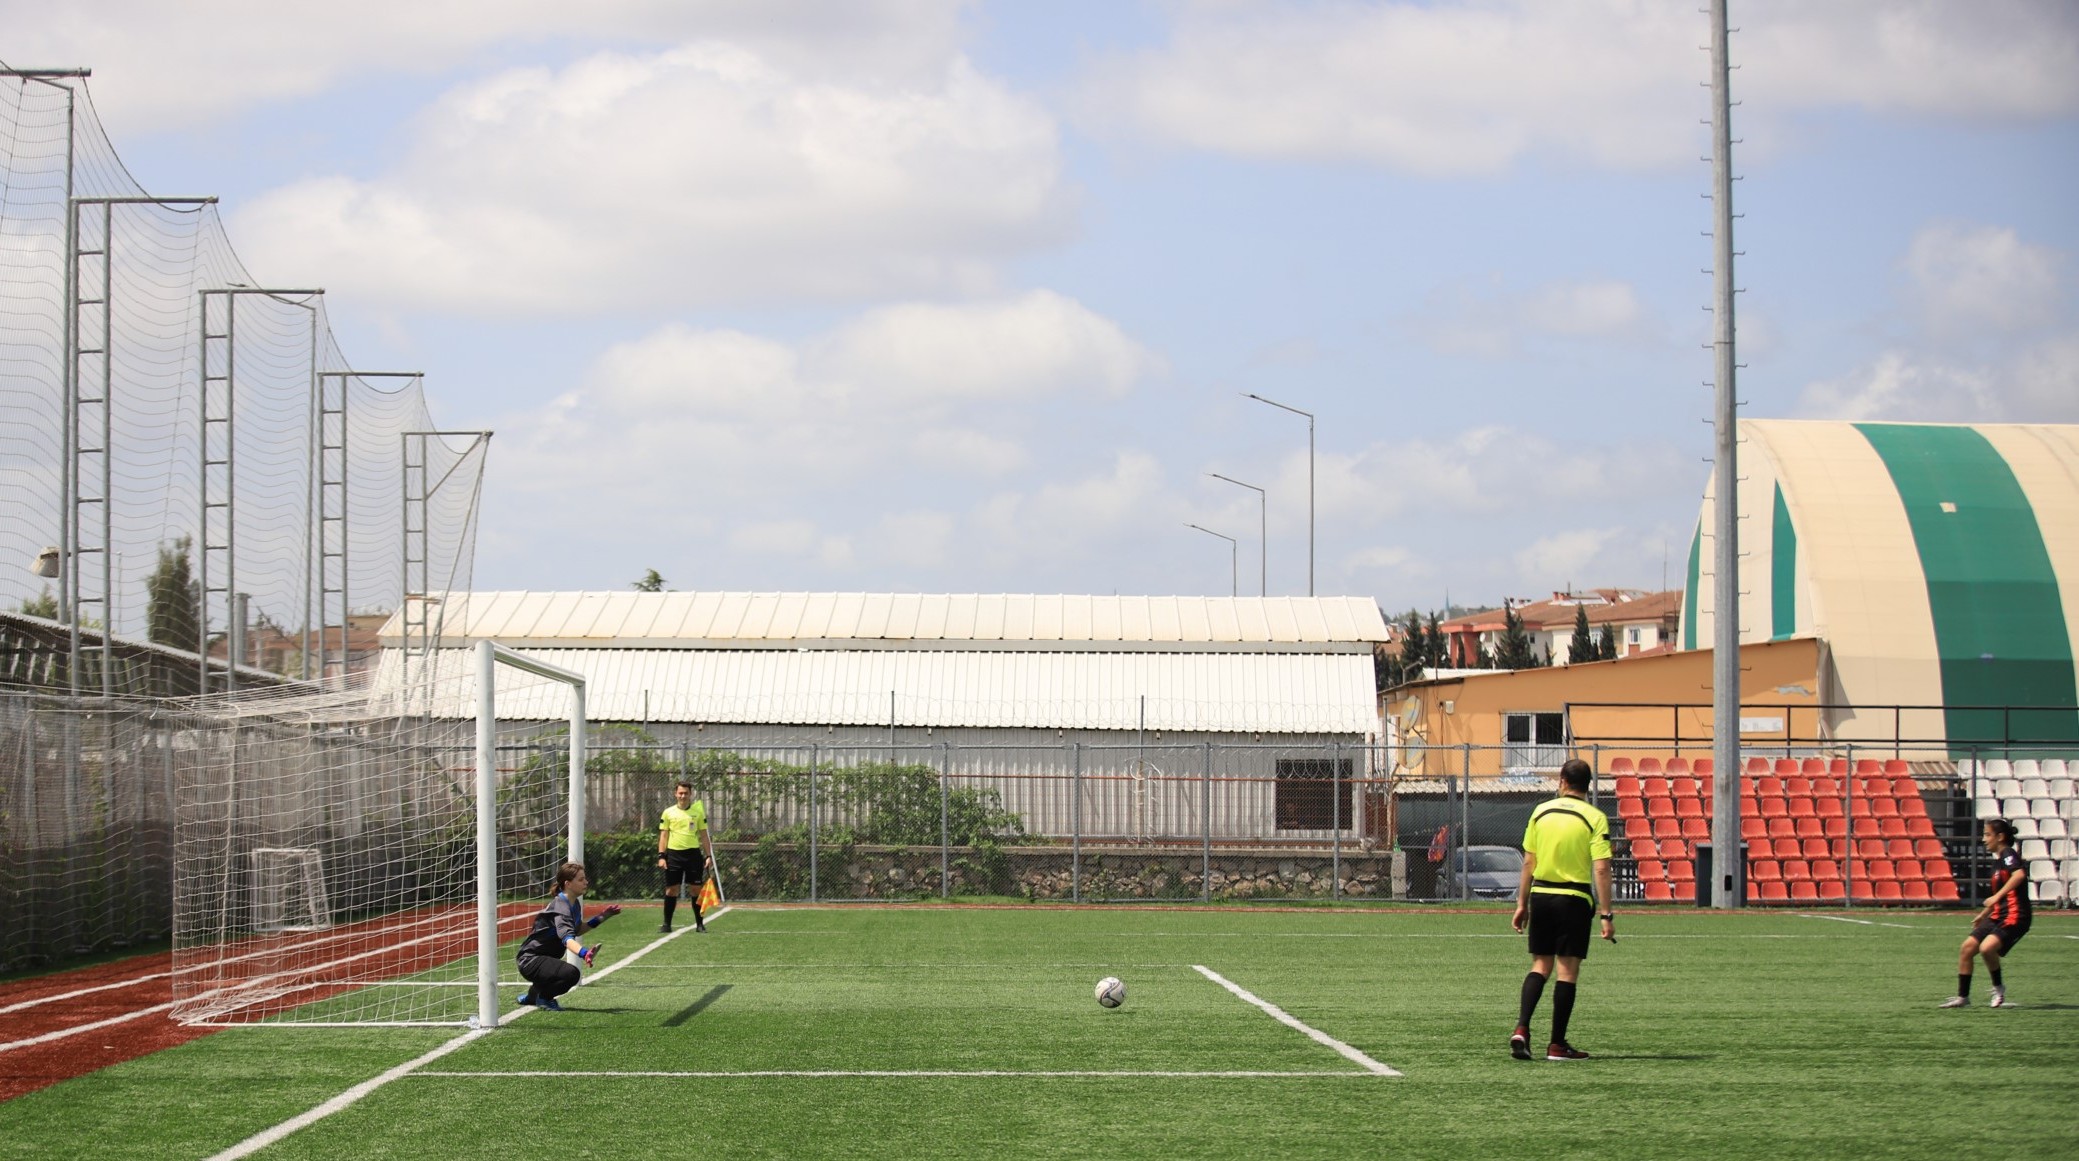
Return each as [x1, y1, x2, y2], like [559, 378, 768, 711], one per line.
[1185, 523, 1238, 597]
[1708, 0, 1744, 909]
[1208, 473, 1266, 597]
[1243, 393, 1314, 596]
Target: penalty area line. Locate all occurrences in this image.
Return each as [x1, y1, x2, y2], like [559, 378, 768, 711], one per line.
[204, 906, 732, 1161]
[1191, 965, 1400, 1078]
[416, 1069, 1379, 1079]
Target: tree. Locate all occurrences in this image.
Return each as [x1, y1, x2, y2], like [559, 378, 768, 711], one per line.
[632, 568, 666, 592]
[1599, 624, 1620, 661]
[1566, 604, 1597, 665]
[1492, 600, 1543, 669]
[1424, 611, 1445, 670]
[18, 587, 58, 619]
[146, 536, 199, 649]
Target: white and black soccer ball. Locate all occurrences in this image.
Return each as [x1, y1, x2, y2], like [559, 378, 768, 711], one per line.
[1095, 975, 1125, 1009]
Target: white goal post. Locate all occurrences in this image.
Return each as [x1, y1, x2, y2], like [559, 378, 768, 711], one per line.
[475, 640, 587, 1028]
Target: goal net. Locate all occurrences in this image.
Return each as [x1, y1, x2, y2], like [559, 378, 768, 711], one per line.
[170, 644, 586, 1027]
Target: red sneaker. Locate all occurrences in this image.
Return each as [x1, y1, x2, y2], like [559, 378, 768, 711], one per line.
[1546, 1042, 1590, 1061]
[1509, 1027, 1532, 1060]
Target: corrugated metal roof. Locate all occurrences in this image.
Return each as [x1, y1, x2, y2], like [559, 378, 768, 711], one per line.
[381, 592, 1389, 651]
[371, 648, 1380, 735]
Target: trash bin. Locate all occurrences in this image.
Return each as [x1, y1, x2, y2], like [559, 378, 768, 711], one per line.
[1694, 841, 1748, 906]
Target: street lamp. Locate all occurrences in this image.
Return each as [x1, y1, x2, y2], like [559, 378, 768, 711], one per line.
[1207, 473, 1265, 597]
[1184, 523, 1237, 597]
[1243, 392, 1313, 596]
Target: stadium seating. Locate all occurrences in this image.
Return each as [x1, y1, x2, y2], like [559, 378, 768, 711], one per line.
[1665, 757, 1690, 776]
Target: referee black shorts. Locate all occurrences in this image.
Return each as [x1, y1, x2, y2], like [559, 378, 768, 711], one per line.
[1969, 918, 2028, 953]
[1527, 892, 1594, 960]
[661, 848, 706, 890]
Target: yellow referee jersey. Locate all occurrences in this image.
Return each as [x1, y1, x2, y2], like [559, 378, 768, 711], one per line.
[1521, 795, 1612, 903]
[659, 801, 707, 851]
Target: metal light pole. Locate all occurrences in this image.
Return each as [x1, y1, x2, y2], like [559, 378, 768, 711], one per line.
[1243, 393, 1313, 596]
[1707, 0, 1744, 909]
[1185, 524, 1238, 597]
[1208, 472, 1266, 597]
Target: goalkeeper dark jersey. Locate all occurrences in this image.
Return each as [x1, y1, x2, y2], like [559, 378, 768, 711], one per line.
[517, 893, 583, 960]
[1987, 848, 2031, 928]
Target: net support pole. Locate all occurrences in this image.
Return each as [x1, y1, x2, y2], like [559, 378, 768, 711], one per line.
[568, 683, 586, 865]
[475, 640, 499, 1029]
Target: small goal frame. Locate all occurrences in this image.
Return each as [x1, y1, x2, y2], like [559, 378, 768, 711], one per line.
[475, 640, 588, 1028]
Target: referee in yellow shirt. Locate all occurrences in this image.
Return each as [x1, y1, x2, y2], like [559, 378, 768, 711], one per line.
[1509, 758, 1615, 1061]
[657, 780, 712, 933]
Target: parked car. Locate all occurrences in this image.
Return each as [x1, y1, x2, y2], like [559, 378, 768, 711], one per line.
[1438, 845, 1524, 899]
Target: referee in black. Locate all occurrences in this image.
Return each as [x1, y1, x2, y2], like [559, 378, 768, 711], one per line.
[1509, 758, 1615, 1061]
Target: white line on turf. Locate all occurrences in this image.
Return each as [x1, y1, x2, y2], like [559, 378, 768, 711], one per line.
[414, 1069, 1379, 1079]
[1191, 965, 1400, 1078]
[0, 1001, 178, 1053]
[0, 970, 175, 1015]
[203, 905, 731, 1161]
[1793, 914, 1919, 929]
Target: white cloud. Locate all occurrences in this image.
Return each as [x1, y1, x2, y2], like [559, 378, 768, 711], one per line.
[1081, 0, 2079, 173]
[1903, 223, 2062, 335]
[1797, 340, 2079, 424]
[230, 42, 1067, 312]
[4, 0, 972, 130]
[807, 291, 1160, 403]
[1515, 527, 1622, 583]
[1407, 276, 1657, 357]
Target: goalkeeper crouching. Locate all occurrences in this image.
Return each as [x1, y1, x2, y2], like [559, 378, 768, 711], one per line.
[516, 862, 620, 1013]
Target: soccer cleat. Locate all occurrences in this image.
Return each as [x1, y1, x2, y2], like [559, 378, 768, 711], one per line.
[1937, 995, 1970, 1008]
[695, 922, 707, 933]
[1989, 989, 2011, 1008]
[1509, 1027, 1532, 1061]
[1546, 1043, 1590, 1061]
[516, 991, 537, 1008]
[658, 923, 672, 934]
[537, 997, 564, 1012]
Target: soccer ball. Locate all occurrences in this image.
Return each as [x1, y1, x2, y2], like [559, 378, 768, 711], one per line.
[1095, 976, 1125, 1008]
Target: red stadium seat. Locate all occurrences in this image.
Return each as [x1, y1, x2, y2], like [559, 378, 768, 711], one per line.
[1801, 837, 1833, 861]
[1900, 880, 1930, 901]
[1638, 757, 1664, 775]
[1781, 857, 1811, 878]
[1822, 816, 1848, 839]
[1898, 795, 1927, 818]
[1878, 817, 1908, 838]
[1855, 837, 1886, 858]
[1668, 859, 1695, 882]
[1761, 881, 1789, 902]
[1638, 859, 1665, 882]
[1646, 796, 1674, 818]
[1681, 819, 1710, 841]
[1912, 838, 1944, 859]
[1741, 817, 1767, 841]
[1815, 797, 1843, 818]
[1929, 879, 1960, 902]
[1617, 798, 1646, 822]
[1667, 758, 1692, 777]
[1874, 880, 1903, 901]
[1810, 777, 1840, 798]
[1786, 797, 1816, 818]
[1693, 758, 1714, 776]
[1853, 758, 1882, 776]
[1746, 837, 1774, 859]
[1861, 777, 1892, 799]
[1883, 759, 1910, 776]
[1810, 858, 1840, 879]
[1760, 797, 1788, 818]
[1614, 775, 1641, 796]
[1850, 798, 1876, 819]
[1653, 819, 1683, 840]
[1774, 758, 1799, 777]
[1867, 859, 1898, 881]
[1757, 776, 1784, 796]
[1890, 776, 1917, 797]
[1643, 881, 1673, 902]
[1817, 879, 1846, 902]
[1642, 778, 1670, 798]
[1906, 816, 1937, 839]
[1872, 797, 1900, 818]
[1790, 880, 1819, 901]
[1885, 838, 1915, 859]
[1610, 756, 1636, 775]
[1921, 859, 1954, 880]
[1751, 860, 1781, 882]
[1828, 758, 1851, 777]
[1799, 757, 1826, 776]
[1745, 757, 1770, 776]
[1670, 776, 1699, 797]
[1784, 775, 1812, 796]
[1767, 817, 1797, 839]
[1677, 797, 1706, 819]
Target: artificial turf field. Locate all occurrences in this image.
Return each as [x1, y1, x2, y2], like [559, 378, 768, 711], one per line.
[9, 904, 2076, 1160]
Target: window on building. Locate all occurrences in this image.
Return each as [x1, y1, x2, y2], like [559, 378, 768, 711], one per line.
[1503, 712, 1568, 772]
[1626, 626, 1641, 644]
[1274, 758, 1354, 831]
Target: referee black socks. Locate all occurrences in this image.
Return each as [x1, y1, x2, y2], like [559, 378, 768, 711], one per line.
[1551, 981, 1577, 1046]
[1518, 971, 1547, 1028]
[664, 894, 678, 925]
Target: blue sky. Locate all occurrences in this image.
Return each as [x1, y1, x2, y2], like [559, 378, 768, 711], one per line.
[10, 0, 2076, 611]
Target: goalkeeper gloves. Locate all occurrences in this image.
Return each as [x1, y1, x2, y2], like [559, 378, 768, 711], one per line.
[585, 904, 623, 928]
[578, 944, 601, 967]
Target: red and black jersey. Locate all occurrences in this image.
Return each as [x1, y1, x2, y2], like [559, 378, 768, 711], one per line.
[1987, 848, 2031, 927]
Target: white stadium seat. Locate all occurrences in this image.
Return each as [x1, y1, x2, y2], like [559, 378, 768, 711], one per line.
[2049, 837, 2074, 859]
[2041, 817, 2070, 840]
[2031, 798, 2058, 819]
[2012, 758, 2042, 777]
[2040, 759, 2069, 778]
[2003, 798, 2031, 818]
[2039, 878, 2066, 904]
[1976, 797, 2002, 818]
[1993, 776, 2022, 797]
[2020, 838, 2048, 861]
[2029, 858, 2058, 883]
[2049, 777, 2075, 798]
[2020, 777, 2048, 797]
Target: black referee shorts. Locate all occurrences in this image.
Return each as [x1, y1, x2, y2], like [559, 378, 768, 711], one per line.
[1527, 892, 1594, 960]
[661, 848, 706, 891]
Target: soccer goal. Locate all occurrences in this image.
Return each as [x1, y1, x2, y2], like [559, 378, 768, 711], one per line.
[170, 640, 587, 1027]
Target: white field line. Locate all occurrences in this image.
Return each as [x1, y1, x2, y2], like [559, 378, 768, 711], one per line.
[181, 909, 538, 1019]
[204, 906, 730, 1161]
[416, 1069, 1375, 1079]
[1793, 913, 1920, 930]
[0, 969, 174, 1015]
[1191, 965, 1400, 1078]
[0, 1000, 179, 1054]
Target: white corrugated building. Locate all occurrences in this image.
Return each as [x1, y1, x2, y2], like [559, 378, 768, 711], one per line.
[373, 591, 1390, 842]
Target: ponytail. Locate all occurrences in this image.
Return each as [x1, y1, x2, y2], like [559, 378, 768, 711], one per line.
[553, 861, 586, 895]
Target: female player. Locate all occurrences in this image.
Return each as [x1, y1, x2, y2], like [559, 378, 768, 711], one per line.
[516, 862, 621, 1012]
[1940, 819, 2030, 1009]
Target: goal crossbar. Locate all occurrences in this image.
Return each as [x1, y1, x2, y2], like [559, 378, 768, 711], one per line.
[476, 640, 587, 1028]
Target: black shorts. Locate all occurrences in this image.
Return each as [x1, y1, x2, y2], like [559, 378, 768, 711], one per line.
[1970, 919, 2028, 952]
[1527, 892, 1594, 959]
[661, 848, 706, 888]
